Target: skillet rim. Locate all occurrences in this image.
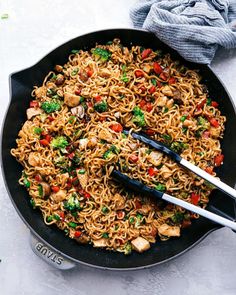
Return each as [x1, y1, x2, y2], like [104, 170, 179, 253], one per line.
[1, 28, 236, 269]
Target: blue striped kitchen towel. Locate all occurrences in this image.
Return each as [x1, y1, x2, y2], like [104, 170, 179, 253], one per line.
[130, 0, 236, 64]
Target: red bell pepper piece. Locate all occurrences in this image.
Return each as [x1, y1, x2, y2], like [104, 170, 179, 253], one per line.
[51, 186, 60, 193]
[214, 154, 224, 167]
[149, 85, 156, 94]
[211, 101, 219, 108]
[94, 95, 102, 102]
[159, 72, 167, 81]
[141, 48, 152, 59]
[146, 102, 153, 112]
[110, 123, 123, 132]
[74, 231, 82, 238]
[209, 118, 219, 128]
[168, 77, 176, 84]
[39, 139, 49, 146]
[135, 70, 144, 78]
[148, 167, 157, 177]
[153, 62, 163, 74]
[129, 154, 139, 163]
[30, 101, 39, 108]
[191, 193, 200, 205]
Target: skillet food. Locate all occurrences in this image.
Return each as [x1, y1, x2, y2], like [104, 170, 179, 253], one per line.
[11, 38, 226, 254]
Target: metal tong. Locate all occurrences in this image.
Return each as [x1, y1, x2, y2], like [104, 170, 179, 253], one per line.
[112, 130, 236, 231]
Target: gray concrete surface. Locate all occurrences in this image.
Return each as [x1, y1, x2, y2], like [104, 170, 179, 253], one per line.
[0, 1, 236, 294]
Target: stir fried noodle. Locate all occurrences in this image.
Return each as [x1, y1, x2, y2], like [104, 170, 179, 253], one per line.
[11, 39, 225, 254]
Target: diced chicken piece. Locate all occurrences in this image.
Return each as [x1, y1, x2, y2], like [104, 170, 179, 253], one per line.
[71, 105, 85, 119]
[40, 182, 51, 197]
[158, 224, 180, 237]
[35, 86, 46, 98]
[138, 204, 152, 215]
[93, 238, 107, 247]
[51, 189, 67, 203]
[147, 151, 163, 166]
[113, 193, 125, 210]
[64, 92, 80, 107]
[98, 129, 113, 143]
[131, 237, 150, 253]
[79, 138, 89, 150]
[156, 95, 167, 107]
[162, 85, 173, 97]
[88, 136, 98, 148]
[210, 127, 221, 138]
[99, 68, 111, 78]
[26, 108, 43, 120]
[128, 142, 138, 151]
[56, 172, 69, 187]
[142, 64, 152, 74]
[160, 165, 173, 179]
[28, 152, 40, 166]
[166, 98, 174, 108]
[77, 172, 88, 189]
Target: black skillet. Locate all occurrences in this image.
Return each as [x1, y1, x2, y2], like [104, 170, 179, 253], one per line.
[1, 29, 236, 270]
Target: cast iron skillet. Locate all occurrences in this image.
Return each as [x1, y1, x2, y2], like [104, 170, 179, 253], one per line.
[1, 29, 236, 270]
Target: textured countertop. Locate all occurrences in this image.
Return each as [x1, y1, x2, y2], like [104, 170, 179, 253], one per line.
[1, 1, 236, 294]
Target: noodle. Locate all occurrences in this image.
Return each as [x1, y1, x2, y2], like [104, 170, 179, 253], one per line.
[11, 39, 225, 254]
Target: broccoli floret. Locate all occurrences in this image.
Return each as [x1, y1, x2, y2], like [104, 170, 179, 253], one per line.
[103, 145, 119, 159]
[103, 150, 113, 159]
[171, 212, 184, 223]
[41, 100, 61, 114]
[123, 242, 132, 255]
[33, 127, 43, 135]
[132, 106, 146, 127]
[155, 183, 166, 192]
[94, 101, 108, 113]
[51, 136, 68, 149]
[64, 194, 81, 212]
[170, 141, 188, 153]
[92, 47, 111, 62]
[197, 116, 208, 128]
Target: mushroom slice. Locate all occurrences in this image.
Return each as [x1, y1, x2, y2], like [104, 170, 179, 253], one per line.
[71, 105, 85, 119]
[131, 237, 150, 253]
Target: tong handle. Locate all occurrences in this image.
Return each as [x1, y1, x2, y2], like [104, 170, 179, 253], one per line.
[112, 170, 236, 231]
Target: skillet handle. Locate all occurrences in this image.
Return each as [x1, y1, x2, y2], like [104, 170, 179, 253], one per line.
[29, 233, 77, 270]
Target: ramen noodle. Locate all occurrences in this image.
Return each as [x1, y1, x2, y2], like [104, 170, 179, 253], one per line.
[11, 39, 225, 254]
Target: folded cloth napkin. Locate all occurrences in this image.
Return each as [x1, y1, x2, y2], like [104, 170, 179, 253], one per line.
[130, 0, 236, 64]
